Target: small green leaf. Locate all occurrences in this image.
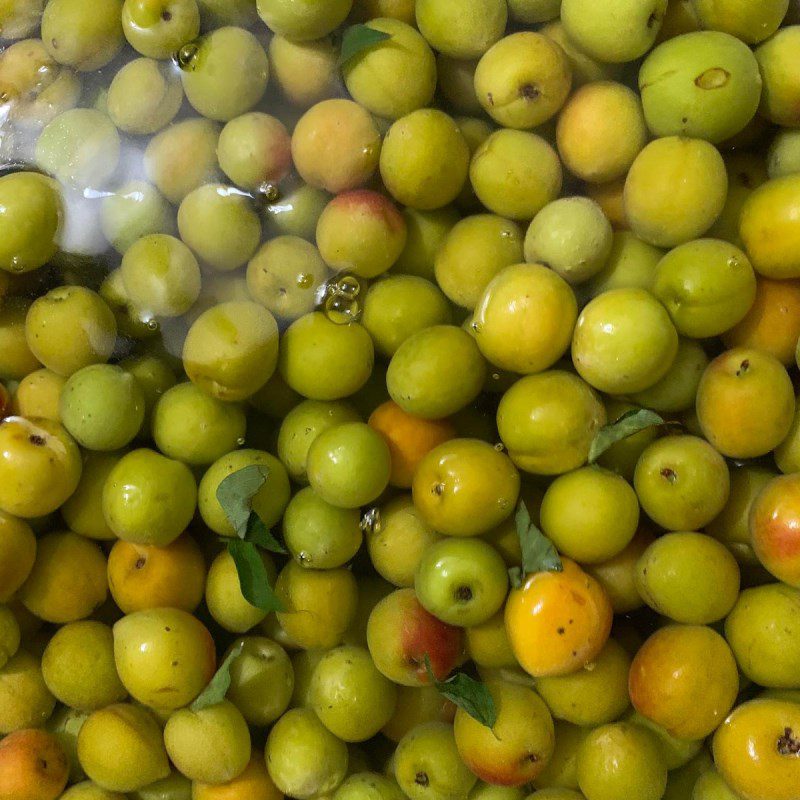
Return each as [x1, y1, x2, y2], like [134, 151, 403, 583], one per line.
[246, 513, 287, 555]
[227, 539, 285, 613]
[424, 656, 497, 729]
[588, 408, 665, 464]
[508, 566, 523, 589]
[515, 500, 562, 578]
[216, 464, 268, 538]
[338, 24, 392, 66]
[190, 641, 245, 712]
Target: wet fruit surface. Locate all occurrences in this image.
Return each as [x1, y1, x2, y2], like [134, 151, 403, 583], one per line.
[0, 5, 798, 800]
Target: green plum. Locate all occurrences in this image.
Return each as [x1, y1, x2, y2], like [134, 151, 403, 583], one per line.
[60, 364, 145, 451]
[577, 723, 667, 800]
[112, 607, 215, 711]
[387, 325, 486, 419]
[179, 25, 268, 121]
[265, 183, 331, 241]
[164, 700, 251, 784]
[0, 172, 62, 274]
[283, 486, 362, 568]
[539, 466, 639, 564]
[306, 422, 391, 509]
[277, 399, 361, 484]
[524, 197, 613, 285]
[102, 448, 197, 546]
[265, 708, 349, 799]
[151, 381, 246, 466]
[257, 0, 351, 39]
[582, 232, 663, 298]
[310, 645, 398, 742]
[182, 301, 279, 402]
[633, 435, 730, 531]
[41, 0, 124, 71]
[198, 448, 290, 534]
[121, 0, 201, 59]
[101, 182, 175, 256]
[653, 239, 756, 338]
[639, 31, 762, 143]
[225, 636, 293, 726]
[635, 531, 740, 624]
[571, 288, 679, 395]
[414, 537, 508, 626]
[416, 0, 507, 59]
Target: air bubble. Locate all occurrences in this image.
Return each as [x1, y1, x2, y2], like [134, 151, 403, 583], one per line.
[324, 293, 362, 324]
[296, 273, 314, 289]
[174, 41, 200, 71]
[361, 507, 382, 535]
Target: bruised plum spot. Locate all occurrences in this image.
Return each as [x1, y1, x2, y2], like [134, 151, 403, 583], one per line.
[736, 359, 750, 376]
[415, 772, 430, 787]
[777, 727, 800, 756]
[660, 467, 677, 484]
[29, 435, 46, 446]
[135, 557, 146, 569]
[695, 68, 731, 90]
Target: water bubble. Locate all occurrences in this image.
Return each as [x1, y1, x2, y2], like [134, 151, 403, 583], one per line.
[9, 256, 24, 273]
[494, 442, 505, 452]
[236, 437, 246, 446]
[324, 293, 362, 324]
[361, 507, 382, 535]
[333, 274, 362, 299]
[296, 273, 314, 289]
[727, 256, 740, 269]
[145, 318, 159, 331]
[174, 41, 200, 71]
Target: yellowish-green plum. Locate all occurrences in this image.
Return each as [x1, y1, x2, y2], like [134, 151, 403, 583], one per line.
[0, 606, 20, 671]
[0, 648, 55, 733]
[497, 370, 606, 475]
[121, 0, 201, 59]
[692, 0, 788, 43]
[583, 232, 663, 298]
[198, 448, 290, 534]
[164, 700, 251, 784]
[469, 130, 563, 221]
[638, 31, 762, 143]
[754, 25, 800, 127]
[380, 109, 470, 211]
[279, 313, 374, 402]
[342, 18, 436, 121]
[257, 0, 351, 40]
[102, 448, 197, 546]
[633, 435, 730, 532]
[41, 0, 124, 71]
[473, 31, 572, 129]
[179, 26, 268, 122]
[434, 215, 524, 310]
[269, 35, 338, 108]
[265, 707, 349, 799]
[634, 531, 740, 624]
[182, 301, 279, 402]
[653, 238, 756, 338]
[624, 137, 728, 248]
[416, 0, 506, 59]
[387, 325, 486, 419]
[561, 0, 668, 63]
[571, 288, 679, 395]
[0, 172, 62, 274]
[77, 704, 170, 792]
[474, 263, 577, 375]
[112, 607, 216, 711]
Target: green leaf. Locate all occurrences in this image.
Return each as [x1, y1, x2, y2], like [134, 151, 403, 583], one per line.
[216, 464, 268, 538]
[190, 641, 245, 712]
[588, 408, 665, 464]
[424, 656, 497, 729]
[515, 500, 562, 579]
[227, 539, 285, 613]
[338, 24, 392, 66]
[246, 513, 287, 555]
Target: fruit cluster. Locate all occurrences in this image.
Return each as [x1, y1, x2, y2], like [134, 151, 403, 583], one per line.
[1, 1, 800, 800]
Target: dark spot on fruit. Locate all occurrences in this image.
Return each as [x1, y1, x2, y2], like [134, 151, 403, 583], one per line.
[51, 38, 58, 49]
[568, 619, 574, 624]
[571, 650, 577, 657]
[38, 758, 48, 771]
[162, 10, 172, 20]
[415, 772, 430, 787]
[660, 467, 677, 484]
[171, 660, 178, 667]
[526, 752, 539, 763]
[557, 627, 565, 635]
[736, 359, 750, 376]
[777, 727, 800, 755]
[695, 67, 731, 90]
[29, 434, 46, 446]
[646, 11, 659, 27]
[454, 585, 473, 602]
[432, 483, 444, 496]
[135, 557, 146, 569]
[519, 83, 540, 101]
[165, 626, 171, 632]
[681, 116, 688, 124]
[487, 92, 494, 106]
